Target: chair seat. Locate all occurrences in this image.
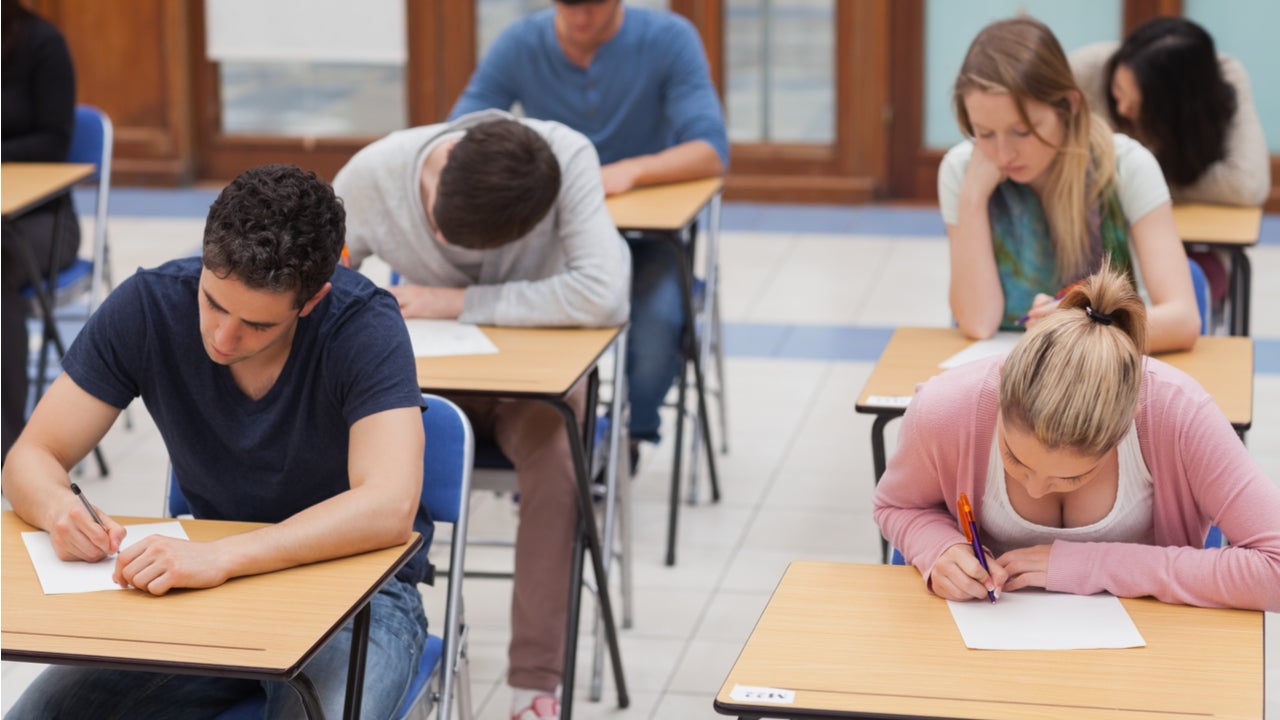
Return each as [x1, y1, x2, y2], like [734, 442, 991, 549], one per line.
[474, 415, 613, 477]
[20, 258, 94, 307]
[397, 633, 443, 718]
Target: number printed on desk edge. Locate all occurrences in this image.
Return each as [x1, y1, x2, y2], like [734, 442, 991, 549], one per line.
[729, 685, 796, 704]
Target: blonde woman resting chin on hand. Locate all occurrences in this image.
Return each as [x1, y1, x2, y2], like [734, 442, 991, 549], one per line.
[939, 16, 1200, 352]
[874, 264, 1280, 612]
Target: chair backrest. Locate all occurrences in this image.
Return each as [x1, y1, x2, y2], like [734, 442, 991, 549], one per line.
[420, 394, 474, 524]
[1188, 257, 1210, 335]
[165, 466, 189, 518]
[413, 394, 473, 720]
[67, 105, 113, 306]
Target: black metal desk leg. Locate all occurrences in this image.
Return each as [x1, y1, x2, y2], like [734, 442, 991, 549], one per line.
[871, 413, 896, 564]
[341, 603, 371, 720]
[549, 388, 629, 717]
[1230, 248, 1251, 337]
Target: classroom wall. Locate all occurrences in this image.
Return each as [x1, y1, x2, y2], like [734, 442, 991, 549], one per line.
[1185, 0, 1280, 154]
[922, 0, 1122, 150]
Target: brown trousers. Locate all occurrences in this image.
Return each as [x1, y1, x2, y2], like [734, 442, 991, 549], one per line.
[453, 380, 587, 692]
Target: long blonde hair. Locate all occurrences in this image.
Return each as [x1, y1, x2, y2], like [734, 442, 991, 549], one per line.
[954, 16, 1117, 283]
[1000, 263, 1146, 456]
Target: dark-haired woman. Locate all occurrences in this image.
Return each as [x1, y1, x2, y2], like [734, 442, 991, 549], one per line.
[1071, 17, 1269, 207]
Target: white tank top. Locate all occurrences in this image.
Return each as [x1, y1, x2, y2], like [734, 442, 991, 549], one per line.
[981, 422, 1154, 556]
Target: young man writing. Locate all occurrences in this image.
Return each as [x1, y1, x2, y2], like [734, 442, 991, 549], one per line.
[2, 164, 431, 720]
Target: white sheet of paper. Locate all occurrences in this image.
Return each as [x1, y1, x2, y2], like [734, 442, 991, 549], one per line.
[22, 521, 190, 595]
[405, 319, 499, 358]
[939, 332, 1023, 369]
[947, 590, 1146, 650]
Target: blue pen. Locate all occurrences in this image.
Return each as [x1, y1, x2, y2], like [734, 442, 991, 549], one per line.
[958, 492, 997, 603]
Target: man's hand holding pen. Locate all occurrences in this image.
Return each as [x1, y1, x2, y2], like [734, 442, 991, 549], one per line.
[51, 483, 126, 563]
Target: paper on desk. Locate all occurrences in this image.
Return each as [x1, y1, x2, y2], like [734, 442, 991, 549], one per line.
[405, 319, 499, 358]
[22, 521, 190, 595]
[947, 590, 1145, 650]
[939, 332, 1023, 369]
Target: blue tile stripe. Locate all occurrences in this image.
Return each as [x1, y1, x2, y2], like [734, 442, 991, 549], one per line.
[724, 321, 1280, 375]
[83, 188, 1279, 246]
[71, 187, 1280, 372]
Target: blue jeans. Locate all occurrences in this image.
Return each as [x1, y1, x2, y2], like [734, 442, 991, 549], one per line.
[626, 237, 686, 443]
[5, 578, 428, 720]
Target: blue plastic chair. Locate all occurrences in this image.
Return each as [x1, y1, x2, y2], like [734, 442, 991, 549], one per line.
[1188, 257, 1211, 335]
[165, 395, 475, 719]
[22, 105, 115, 395]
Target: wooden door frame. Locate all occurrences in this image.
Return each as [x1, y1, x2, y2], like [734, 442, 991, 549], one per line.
[675, 0, 892, 203]
[190, 0, 475, 182]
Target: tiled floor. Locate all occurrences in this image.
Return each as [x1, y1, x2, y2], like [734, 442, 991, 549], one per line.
[3, 200, 1277, 718]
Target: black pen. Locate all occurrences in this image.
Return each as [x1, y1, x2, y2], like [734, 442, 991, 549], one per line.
[70, 482, 106, 529]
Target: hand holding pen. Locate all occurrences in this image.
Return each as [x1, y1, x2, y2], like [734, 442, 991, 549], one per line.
[958, 493, 998, 603]
[56, 483, 126, 562]
[1018, 279, 1087, 326]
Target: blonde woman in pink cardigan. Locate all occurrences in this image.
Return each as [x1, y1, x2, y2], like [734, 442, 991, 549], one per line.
[873, 264, 1280, 612]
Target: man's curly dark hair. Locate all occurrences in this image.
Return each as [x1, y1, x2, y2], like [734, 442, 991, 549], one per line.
[202, 164, 345, 308]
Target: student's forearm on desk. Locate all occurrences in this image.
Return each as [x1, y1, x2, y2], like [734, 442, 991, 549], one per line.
[602, 140, 723, 195]
[205, 407, 425, 579]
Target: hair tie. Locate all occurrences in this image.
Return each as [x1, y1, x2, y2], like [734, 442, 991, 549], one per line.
[1085, 306, 1114, 326]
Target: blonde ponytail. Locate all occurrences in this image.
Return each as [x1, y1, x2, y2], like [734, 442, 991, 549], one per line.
[1000, 262, 1145, 455]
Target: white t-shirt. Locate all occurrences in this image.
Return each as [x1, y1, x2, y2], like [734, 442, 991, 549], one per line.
[937, 132, 1170, 227]
[980, 422, 1154, 557]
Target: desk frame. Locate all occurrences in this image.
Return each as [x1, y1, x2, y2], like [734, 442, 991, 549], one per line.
[1, 163, 107, 475]
[416, 326, 631, 718]
[2, 513, 422, 720]
[1173, 203, 1263, 337]
[609, 177, 725, 567]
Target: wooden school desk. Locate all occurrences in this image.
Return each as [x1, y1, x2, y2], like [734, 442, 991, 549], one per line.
[856, 328, 1253, 560]
[2, 162, 94, 216]
[2, 511, 422, 720]
[1, 162, 96, 361]
[607, 176, 725, 566]
[713, 561, 1265, 720]
[2, 162, 109, 474]
[1173, 202, 1263, 336]
[415, 324, 630, 717]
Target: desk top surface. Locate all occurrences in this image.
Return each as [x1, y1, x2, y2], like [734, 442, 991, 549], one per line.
[416, 325, 621, 398]
[715, 561, 1264, 720]
[1172, 203, 1263, 246]
[1, 163, 94, 217]
[856, 327, 1253, 428]
[605, 177, 723, 233]
[1, 512, 421, 678]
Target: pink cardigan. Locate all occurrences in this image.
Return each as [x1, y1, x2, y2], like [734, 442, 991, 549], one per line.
[873, 356, 1280, 611]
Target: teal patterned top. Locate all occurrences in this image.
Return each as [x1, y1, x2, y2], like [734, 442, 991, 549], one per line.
[988, 181, 1133, 330]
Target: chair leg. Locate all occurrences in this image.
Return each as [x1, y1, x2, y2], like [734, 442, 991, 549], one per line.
[665, 361, 689, 567]
[691, 352, 720, 503]
[712, 283, 729, 454]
